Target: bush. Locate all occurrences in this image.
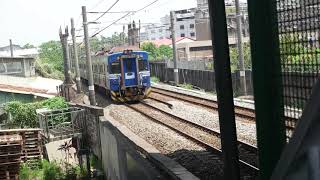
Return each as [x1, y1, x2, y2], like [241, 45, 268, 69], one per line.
[20, 160, 84, 180]
[150, 76, 160, 83]
[4, 97, 68, 128]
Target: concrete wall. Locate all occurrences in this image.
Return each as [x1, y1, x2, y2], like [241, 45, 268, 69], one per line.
[100, 121, 127, 180]
[98, 118, 166, 180]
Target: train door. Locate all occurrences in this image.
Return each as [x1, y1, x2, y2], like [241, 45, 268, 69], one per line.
[122, 58, 138, 87]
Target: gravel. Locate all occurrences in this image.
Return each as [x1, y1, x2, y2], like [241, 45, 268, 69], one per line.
[107, 104, 226, 179]
[144, 98, 257, 146]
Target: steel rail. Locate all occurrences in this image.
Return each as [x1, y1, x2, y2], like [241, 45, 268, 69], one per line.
[126, 101, 259, 174]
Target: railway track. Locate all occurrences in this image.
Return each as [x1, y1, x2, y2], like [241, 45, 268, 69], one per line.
[150, 86, 297, 135]
[126, 100, 259, 176]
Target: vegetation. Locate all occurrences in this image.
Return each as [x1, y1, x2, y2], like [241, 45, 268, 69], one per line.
[36, 41, 64, 80]
[19, 160, 83, 180]
[180, 83, 193, 90]
[141, 42, 173, 60]
[279, 33, 320, 72]
[150, 76, 160, 83]
[4, 97, 68, 128]
[229, 43, 252, 72]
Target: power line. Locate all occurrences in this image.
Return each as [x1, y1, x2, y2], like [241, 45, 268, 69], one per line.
[89, 0, 106, 11]
[91, 12, 130, 38]
[93, 0, 120, 22]
[90, 0, 160, 38]
[88, 11, 135, 14]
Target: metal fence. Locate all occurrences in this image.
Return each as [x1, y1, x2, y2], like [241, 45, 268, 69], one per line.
[276, 0, 320, 137]
[37, 107, 86, 142]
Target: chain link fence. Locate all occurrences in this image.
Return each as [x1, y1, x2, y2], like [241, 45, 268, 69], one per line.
[276, 0, 320, 138]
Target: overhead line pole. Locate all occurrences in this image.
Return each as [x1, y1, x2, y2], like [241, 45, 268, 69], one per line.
[71, 18, 82, 93]
[235, 0, 247, 96]
[59, 27, 73, 85]
[170, 11, 179, 85]
[82, 6, 96, 105]
[9, 39, 13, 57]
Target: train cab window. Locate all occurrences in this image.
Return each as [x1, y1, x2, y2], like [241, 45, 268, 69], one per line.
[110, 62, 121, 74]
[125, 60, 134, 72]
[138, 60, 148, 71]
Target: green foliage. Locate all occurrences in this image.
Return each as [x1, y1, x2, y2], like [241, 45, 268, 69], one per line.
[19, 163, 43, 180]
[141, 42, 158, 60]
[36, 41, 64, 80]
[4, 97, 68, 128]
[42, 160, 64, 180]
[141, 42, 173, 60]
[157, 45, 173, 60]
[20, 160, 84, 180]
[38, 41, 63, 72]
[229, 43, 252, 72]
[180, 83, 193, 90]
[41, 96, 68, 109]
[150, 76, 160, 83]
[279, 33, 320, 72]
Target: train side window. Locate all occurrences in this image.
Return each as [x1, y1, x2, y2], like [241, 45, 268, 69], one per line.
[110, 62, 121, 74]
[138, 60, 148, 71]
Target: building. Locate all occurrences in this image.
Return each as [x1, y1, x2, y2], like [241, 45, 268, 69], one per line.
[0, 57, 36, 77]
[176, 37, 249, 61]
[141, 8, 197, 41]
[194, 0, 250, 41]
[0, 45, 38, 58]
[142, 37, 195, 47]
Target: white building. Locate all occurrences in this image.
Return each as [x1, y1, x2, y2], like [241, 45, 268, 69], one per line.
[141, 8, 197, 41]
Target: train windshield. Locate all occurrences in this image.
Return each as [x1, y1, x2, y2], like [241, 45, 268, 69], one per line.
[138, 60, 148, 71]
[110, 62, 121, 74]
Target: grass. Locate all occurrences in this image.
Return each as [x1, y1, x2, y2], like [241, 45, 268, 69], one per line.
[150, 76, 160, 83]
[180, 83, 193, 90]
[19, 160, 84, 180]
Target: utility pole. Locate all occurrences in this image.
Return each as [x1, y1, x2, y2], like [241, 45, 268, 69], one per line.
[71, 18, 82, 93]
[138, 20, 141, 48]
[235, 0, 247, 95]
[82, 6, 96, 105]
[59, 27, 73, 85]
[170, 11, 179, 85]
[9, 39, 13, 57]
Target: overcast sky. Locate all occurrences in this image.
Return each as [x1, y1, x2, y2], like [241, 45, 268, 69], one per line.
[0, 0, 197, 47]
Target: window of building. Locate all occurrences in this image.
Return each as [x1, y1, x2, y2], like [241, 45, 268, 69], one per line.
[190, 24, 195, 28]
[159, 29, 162, 32]
[159, 37, 163, 39]
[190, 46, 212, 51]
[180, 33, 185, 37]
[151, 30, 155, 33]
[180, 25, 184, 30]
[190, 32, 195, 37]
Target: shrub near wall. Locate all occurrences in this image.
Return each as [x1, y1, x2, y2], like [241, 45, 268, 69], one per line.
[4, 97, 68, 128]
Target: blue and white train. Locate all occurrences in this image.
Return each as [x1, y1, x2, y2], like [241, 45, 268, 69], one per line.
[79, 49, 151, 102]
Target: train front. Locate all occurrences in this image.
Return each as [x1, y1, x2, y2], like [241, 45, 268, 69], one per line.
[107, 50, 151, 102]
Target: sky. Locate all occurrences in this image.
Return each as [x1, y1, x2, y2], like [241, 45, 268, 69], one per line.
[0, 0, 197, 47]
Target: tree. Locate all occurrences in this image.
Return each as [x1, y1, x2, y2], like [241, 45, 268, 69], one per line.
[141, 42, 157, 60]
[157, 45, 173, 60]
[38, 41, 63, 71]
[23, 43, 35, 49]
[229, 43, 251, 72]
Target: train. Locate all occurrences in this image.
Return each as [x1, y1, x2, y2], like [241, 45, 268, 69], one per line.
[79, 48, 151, 102]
